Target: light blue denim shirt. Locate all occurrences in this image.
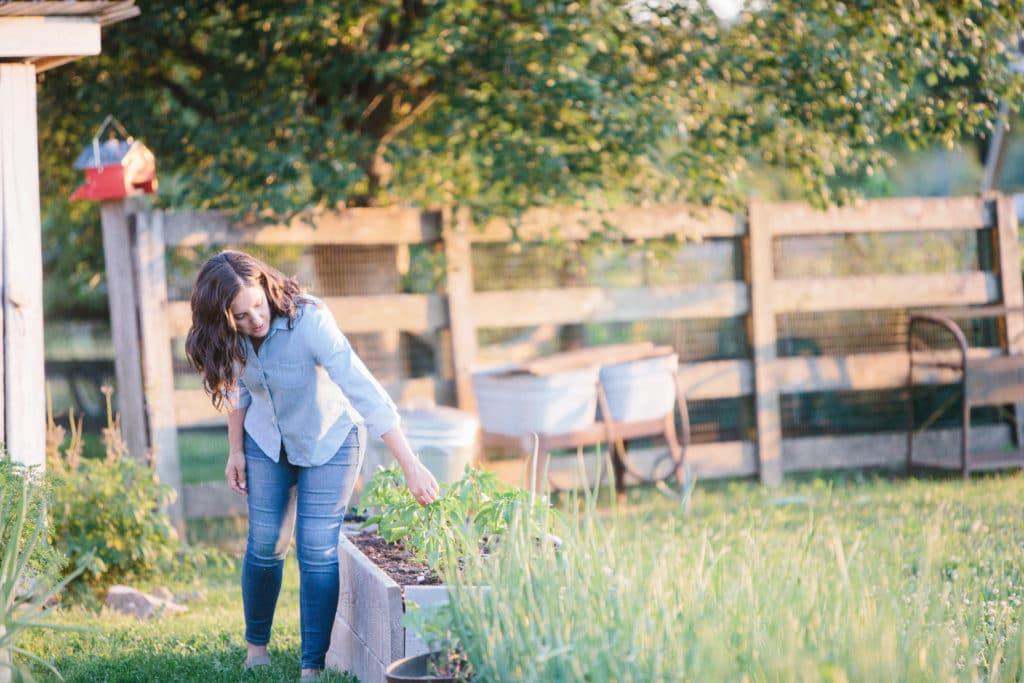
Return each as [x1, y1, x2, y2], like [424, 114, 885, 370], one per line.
[233, 296, 400, 467]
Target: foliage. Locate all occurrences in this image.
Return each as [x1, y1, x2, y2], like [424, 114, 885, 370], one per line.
[35, 2, 1024, 313]
[0, 463, 64, 588]
[1, 462, 88, 683]
[442, 474, 1024, 681]
[361, 464, 542, 568]
[45, 386, 224, 597]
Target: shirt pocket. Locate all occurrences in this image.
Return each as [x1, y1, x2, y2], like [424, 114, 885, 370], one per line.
[272, 360, 315, 389]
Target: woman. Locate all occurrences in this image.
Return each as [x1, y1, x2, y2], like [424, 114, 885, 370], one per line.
[185, 250, 439, 680]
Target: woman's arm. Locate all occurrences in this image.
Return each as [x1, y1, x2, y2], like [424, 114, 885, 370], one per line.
[226, 407, 248, 495]
[381, 427, 439, 506]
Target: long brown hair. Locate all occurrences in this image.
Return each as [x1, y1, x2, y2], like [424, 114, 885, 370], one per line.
[185, 250, 305, 410]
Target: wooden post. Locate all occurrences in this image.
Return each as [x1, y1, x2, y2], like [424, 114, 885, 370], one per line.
[993, 194, 1024, 446]
[134, 207, 185, 533]
[443, 207, 479, 411]
[0, 64, 46, 468]
[99, 200, 149, 464]
[747, 201, 783, 485]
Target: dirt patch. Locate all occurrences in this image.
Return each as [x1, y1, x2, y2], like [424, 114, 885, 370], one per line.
[348, 531, 442, 587]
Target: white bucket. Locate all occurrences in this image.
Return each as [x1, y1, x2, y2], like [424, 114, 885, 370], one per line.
[472, 365, 600, 436]
[599, 353, 679, 422]
[362, 405, 480, 486]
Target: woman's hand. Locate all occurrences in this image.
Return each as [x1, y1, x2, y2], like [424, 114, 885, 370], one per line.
[226, 449, 248, 495]
[401, 458, 440, 507]
[380, 427, 440, 507]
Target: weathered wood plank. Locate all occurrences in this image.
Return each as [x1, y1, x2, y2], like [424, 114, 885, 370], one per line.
[748, 200, 784, 485]
[168, 293, 448, 337]
[134, 208, 185, 532]
[677, 359, 753, 399]
[480, 440, 758, 489]
[174, 377, 449, 428]
[162, 207, 441, 247]
[472, 282, 750, 328]
[760, 196, 988, 236]
[0, 72, 7, 452]
[994, 195, 1024, 444]
[445, 208, 479, 411]
[773, 272, 998, 313]
[0, 65, 45, 466]
[784, 425, 1014, 472]
[512, 349, 999, 405]
[0, 17, 101, 58]
[469, 205, 744, 242]
[100, 200, 149, 464]
[776, 348, 1004, 394]
[182, 481, 246, 520]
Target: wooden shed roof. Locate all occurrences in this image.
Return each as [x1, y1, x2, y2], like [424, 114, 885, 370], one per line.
[0, 1, 138, 71]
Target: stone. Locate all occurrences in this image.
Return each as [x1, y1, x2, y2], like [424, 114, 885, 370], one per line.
[104, 585, 187, 619]
[150, 586, 175, 602]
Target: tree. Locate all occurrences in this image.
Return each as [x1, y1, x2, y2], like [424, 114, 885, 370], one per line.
[37, 1, 1024, 314]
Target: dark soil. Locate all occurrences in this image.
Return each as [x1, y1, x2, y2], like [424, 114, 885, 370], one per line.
[348, 531, 442, 587]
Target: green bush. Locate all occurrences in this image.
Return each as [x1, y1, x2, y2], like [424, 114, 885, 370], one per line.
[45, 386, 226, 597]
[49, 456, 180, 591]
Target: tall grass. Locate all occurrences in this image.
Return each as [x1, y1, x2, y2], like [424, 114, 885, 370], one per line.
[446, 472, 1024, 681]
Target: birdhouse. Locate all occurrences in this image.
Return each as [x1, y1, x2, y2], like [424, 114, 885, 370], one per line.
[71, 116, 158, 202]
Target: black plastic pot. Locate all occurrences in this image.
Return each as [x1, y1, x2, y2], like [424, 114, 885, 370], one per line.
[384, 651, 458, 682]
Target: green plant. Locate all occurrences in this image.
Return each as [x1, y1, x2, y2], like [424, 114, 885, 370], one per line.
[44, 385, 229, 597]
[0, 464, 63, 589]
[400, 601, 473, 682]
[361, 465, 545, 569]
[1, 462, 88, 682]
[441, 474, 1024, 681]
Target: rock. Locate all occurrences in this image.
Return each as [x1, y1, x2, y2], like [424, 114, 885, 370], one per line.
[150, 586, 175, 602]
[174, 589, 207, 604]
[104, 585, 187, 619]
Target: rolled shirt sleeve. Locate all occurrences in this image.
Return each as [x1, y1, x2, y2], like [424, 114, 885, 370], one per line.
[233, 377, 252, 410]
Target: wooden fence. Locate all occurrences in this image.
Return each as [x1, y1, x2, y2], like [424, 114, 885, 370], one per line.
[112, 195, 1023, 521]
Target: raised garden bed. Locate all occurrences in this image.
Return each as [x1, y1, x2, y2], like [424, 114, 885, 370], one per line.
[326, 531, 450, 683]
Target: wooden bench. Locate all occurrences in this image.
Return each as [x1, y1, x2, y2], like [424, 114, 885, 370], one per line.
[907, 306, 1024, 476]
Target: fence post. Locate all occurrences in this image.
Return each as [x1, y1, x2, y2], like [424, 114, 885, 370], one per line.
[747, 200, 783, 485]
[443, 207, 478, 411]
[133, 207, 185, 535]
[0, 64, 47, 468]
[994, 194, 1024, 445]
[99, 199, 149, 465]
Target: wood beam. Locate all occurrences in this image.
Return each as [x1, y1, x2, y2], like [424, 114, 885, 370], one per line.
[0, 17, 101, 59]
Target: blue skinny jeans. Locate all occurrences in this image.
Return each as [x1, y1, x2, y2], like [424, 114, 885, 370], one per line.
[241, 427, 362, 670]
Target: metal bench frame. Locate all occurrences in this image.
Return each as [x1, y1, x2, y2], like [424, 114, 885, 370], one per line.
[907, 306, 1024, 477]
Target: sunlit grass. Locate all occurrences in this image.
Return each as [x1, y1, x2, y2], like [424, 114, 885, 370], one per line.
[16, 471, 1024, 681]
[447, 471, 1024, 681]
[18, 539, 354, 682]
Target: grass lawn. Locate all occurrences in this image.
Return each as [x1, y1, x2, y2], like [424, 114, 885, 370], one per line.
[452, 469, 1024, 681]
[14, 469, 1024, 681]
[17, 530, 356, 683]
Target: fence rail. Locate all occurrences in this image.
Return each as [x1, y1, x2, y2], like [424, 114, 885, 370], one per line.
[111, 194, 1022, 519]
